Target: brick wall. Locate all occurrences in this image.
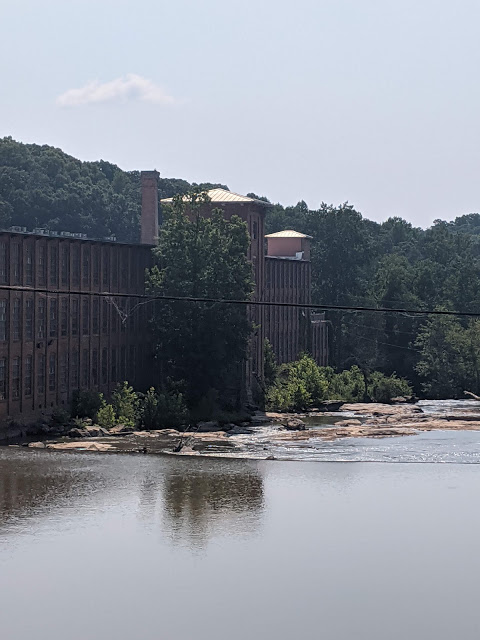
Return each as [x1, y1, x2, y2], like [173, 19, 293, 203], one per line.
[0, 232, 152, 425]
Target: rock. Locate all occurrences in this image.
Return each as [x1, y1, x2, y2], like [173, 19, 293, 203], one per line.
[46, 441, 113, 452]
[67, 427, 88, 439]
[222, 423, 236, 432]
[315, 400, 344, 412]
[82, 425, 111, 437]
[28, 441, 46, 449]
[285, 418, 306, 431]
[109, 424, 134, 435]
[196, 421, 223, 432]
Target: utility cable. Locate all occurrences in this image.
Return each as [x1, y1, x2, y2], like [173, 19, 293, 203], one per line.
[0, 284, 478, 319]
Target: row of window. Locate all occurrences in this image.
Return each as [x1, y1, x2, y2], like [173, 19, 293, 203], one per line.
[0, 241, 148, 290]
[265, 261, 307, 290]
[0, 346, 139, 401]
[0, 296, 147, 342]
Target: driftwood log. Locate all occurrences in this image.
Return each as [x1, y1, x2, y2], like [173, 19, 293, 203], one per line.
[464, 391, 480, 401]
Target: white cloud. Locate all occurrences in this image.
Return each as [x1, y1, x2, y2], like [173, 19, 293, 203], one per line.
[56, 74, 175, 107]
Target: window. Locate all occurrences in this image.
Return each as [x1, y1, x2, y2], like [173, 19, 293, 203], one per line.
[60, 353, 68, 392]
[61, 246, 69, 286]
[12, 244, 21, 284]
[25, 245, 33, 285]
[12, 298, 21, 341]
[82, 247, 90, 286]
[37, 354, 45, 394]
[81, 349, 89, 387]
[120, 299, 126, 333]
[72, 246, 80, 286]
[60, 298, 68, 336]
[93, 248, 100, 286]
[111, 348, 117, 383]
[129, 253, 136, 288]
[92, 349, 98, 387]
[71, 351, 79, 389]
[38, 246, 46, 285]
[252, 220, 258, 240]
[82, 299, 89, 335]
[37, 298, 46, 339]
[12, 357, 20, 399]
[112, 250, 118, 287]
[49, 245, 58, 286]
[121, 251, 128, 289]
[0, 358, 7, 400]
[111, 299, 118, 333]
[120, 345, 126, 380]
[102, 248, 110, 288]
[92, 298, 99, 335]
[24, 355, 33, 396]
[72, 298, 79, 336]
[101, 347, 108, 385]
[25, 298, 33, 341]
[0, 300, 7, 341]
[0, 243, 7, 284]
[102, 298, 109, 334]
[129, 345, 136, 382]
[48, 354, 56, 391]
[49, 299, 58, 337]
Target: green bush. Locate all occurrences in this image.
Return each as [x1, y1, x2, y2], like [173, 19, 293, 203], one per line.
[368, 371, 412, 403]
[322, 365, 365, 402]
[50, 408, 70, 426]
[112, 382, 138, 427]
[97, 404, 116, 429]
[139, 387, 188, 430]
[265, 355, 412, 411]
[266, 355, 328, 411]
[71, 390, 104, 420]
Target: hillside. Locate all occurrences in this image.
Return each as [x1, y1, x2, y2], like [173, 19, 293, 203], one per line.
[0, 137, 225, 243]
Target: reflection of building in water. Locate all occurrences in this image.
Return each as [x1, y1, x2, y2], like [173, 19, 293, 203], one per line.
[161, 464, 264, 546]
[0, 453, 92, 528]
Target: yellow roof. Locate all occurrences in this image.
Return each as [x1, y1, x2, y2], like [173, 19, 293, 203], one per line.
[265, 230, 312, 239]
[160, 188, 270, 206]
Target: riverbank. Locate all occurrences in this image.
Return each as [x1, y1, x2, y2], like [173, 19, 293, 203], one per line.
[7, 399, 480, 459]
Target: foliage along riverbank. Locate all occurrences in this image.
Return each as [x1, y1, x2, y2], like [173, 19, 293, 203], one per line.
[14, 400, 480, 459]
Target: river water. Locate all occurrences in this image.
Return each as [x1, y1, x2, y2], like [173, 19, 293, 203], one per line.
[1, 411, 480, 639]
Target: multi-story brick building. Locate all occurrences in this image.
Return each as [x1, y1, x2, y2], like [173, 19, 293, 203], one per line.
[264, 230, 329, 366]
[0, 171, 327, 429]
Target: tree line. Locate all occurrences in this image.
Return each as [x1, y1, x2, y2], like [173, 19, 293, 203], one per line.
[2, 137, 480, 398]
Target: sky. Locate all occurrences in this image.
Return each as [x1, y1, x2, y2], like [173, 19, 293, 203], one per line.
[1, 0, 480, 227]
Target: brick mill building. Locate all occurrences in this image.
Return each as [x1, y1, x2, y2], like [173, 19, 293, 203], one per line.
[0, 172, 328, 428]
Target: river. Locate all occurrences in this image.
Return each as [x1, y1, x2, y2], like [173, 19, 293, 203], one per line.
[1, 417, 480, 639]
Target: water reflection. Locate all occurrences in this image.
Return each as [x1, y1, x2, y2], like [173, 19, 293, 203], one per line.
[161, 460, 264, 546]
[0, 449, 98, 532]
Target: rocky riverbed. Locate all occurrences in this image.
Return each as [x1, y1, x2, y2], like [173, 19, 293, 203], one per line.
[9, 399, 480, 459]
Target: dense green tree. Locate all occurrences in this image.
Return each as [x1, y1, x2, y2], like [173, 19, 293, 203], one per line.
[147, 193, 254, 409]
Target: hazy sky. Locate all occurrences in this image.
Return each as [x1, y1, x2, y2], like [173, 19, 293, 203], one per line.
[1, 0, 479, 226]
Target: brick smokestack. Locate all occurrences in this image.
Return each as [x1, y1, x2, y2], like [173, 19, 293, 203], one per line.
[140, 170, 159, 245]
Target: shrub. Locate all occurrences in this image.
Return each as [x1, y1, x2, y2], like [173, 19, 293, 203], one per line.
[368, 372, 412, 403]
[266, 355, 327, 411]
[139, 387, 188, 430]
[324, 365, 365, 402]
[50, 408, 70, 426]
[71, 390, 104, 420]
[112, 382, 138, 427]
[97, 404, 116, 429]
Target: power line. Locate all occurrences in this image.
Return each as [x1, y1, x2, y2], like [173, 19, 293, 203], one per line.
[0, 284, 478, 319]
